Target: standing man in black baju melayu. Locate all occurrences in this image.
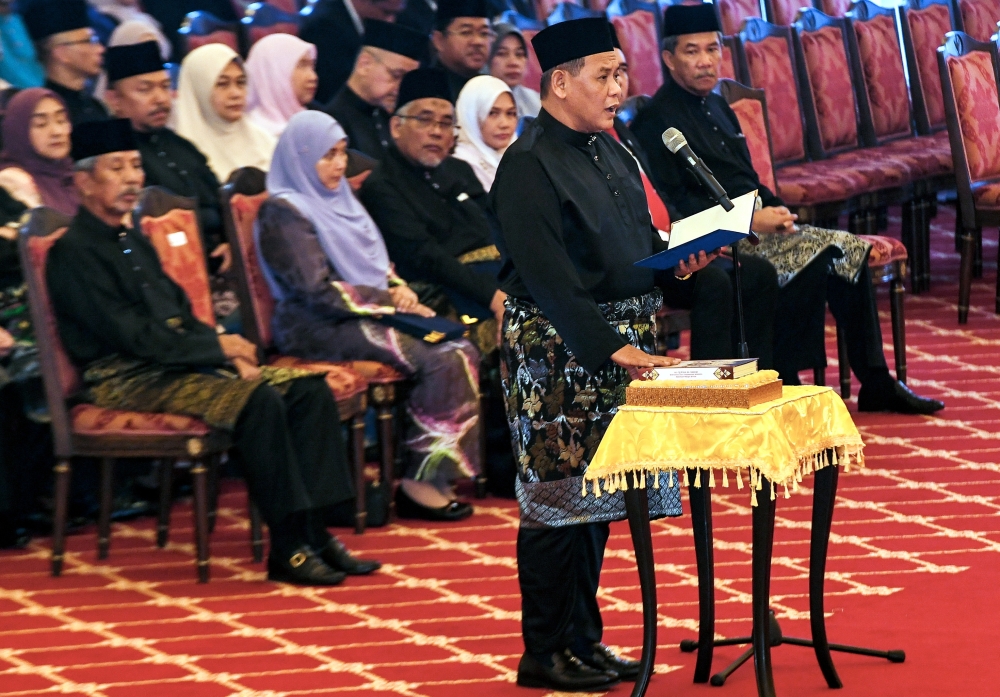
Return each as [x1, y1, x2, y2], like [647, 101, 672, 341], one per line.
[490, 19, 716, 692]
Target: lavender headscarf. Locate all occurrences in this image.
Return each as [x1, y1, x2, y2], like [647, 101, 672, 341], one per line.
[267, 111, 391, 290]
[0, 88, 79, 216]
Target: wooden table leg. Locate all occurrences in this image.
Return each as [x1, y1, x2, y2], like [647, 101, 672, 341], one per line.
[624, 486, 657, 697]
[752, 479, 777, 697]
[810, 465, 843, 688]
[687, 471, 715, 683]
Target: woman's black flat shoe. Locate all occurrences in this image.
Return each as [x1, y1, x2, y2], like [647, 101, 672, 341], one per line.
[394, 486, 474, 522]
[267, 546, 346, 586]
[321, 538, 381, 575]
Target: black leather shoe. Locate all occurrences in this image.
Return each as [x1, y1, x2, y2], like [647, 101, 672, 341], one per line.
[394, 486, 473, 522]
[572, 643, 640, 681]
[857, 380, 944, 415]
[267, 547, 346, 586]
[516, 651, 620, 692]
[320, 537, 381, 575]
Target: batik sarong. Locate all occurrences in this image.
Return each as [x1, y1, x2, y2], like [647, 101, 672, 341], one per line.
[739, 224, 871, 287]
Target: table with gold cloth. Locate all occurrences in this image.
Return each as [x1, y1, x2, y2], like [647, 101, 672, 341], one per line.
[582, 385, 892, 697]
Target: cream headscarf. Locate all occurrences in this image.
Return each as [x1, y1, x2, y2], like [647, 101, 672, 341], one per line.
[245, 33, 317, 138]
[174, 44, 277, 181]
[452, 75, 516, 191]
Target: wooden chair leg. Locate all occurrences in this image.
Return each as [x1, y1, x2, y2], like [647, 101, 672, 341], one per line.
[890, 269, 907, 384]
[813, 367, 825, 386]
[901, 199, 919, 294]
[51, 459, 71, 577]
[351, 415, 366, 534]
[959, 228, 975, 324]
[157, 459, 172, 548]
[377, 405, 396, 523]
[973, 225, 983, 279]
[97, 458, 113, 560]
[190, 459, 210, 583]
[921, 196, 932, 293]
[836, 323, 851, 399]
[249, 500, 263, 563]
[207, 455, 220, 534]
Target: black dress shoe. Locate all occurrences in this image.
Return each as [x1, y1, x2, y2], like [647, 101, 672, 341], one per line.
[267, 547, 346, 586]
[857, 379, 944, 415]
[517, 651, 620, 692]
[573, 642, 641, 681]
[320, 537, 381, 575]
[394, 486, 473, 522]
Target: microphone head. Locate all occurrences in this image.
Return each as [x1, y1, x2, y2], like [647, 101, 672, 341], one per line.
[662, 127, 687, 154]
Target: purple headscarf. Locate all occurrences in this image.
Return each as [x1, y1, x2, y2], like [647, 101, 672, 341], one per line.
[0, 89, 79, 216]
[266, 111, 391, 290]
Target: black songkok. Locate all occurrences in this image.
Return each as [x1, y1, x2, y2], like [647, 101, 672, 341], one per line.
[21, 0, 90, 42]
[72, 119, 138, 162]
[363, 20, 428, 62]
[395, 68, 453, 112]
[662, 4, 722, 37]
[531, 18, 615, 73]
[105, 41, 165, 84]
[435, 0, 490, 29]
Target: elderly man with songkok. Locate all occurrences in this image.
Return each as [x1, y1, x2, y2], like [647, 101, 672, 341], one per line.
[431, 0, 492, 99]
[630, 4, 943, 414]
[103, 41, 231, 273]
[45, 118, 381, 586]
[490, 18, 715, 691]
[20, 0, 108, 125]
[325, 20, 427, 160]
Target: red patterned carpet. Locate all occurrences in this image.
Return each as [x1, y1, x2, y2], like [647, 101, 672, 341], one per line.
[2, 205, 1000, 697]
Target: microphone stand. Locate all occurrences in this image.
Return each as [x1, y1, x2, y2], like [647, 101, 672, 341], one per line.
[731, 233, 750, 360]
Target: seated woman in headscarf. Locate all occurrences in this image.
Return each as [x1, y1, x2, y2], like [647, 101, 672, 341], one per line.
[245, 33, 319, 138]
[0, 88, 78, 216]
[175, 43, 276, 182]
[488, 23, 540, 119]
[256, 111, 481, 522]
[452, 75, 518, 191]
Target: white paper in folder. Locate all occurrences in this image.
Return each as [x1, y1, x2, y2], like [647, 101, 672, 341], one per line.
[666, 189, 758, 249]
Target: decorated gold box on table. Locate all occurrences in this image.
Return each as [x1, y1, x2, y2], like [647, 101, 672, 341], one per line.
[626, 370, 783, 409]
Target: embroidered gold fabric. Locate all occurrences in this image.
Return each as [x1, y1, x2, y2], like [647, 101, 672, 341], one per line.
[456, 245, 501, 264]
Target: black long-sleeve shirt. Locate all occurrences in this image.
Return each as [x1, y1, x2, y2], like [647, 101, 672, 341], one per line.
[44, 79, 108, 126]
[325, 86, 392, 160]
[490, 109, 669, 374]
[630, 80, 783, 220]
[299, 0, 363, 105]
[47, 206, 225, 370]
[359, 146, 499, 307]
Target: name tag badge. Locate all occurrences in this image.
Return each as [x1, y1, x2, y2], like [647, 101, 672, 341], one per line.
[167, 231, 188, 247]
[456, 192, 469, 202]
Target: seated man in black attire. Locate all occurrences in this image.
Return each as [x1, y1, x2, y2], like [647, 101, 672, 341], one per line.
[325, 20, 426, 161]
[46, 118, 381, 585]
[102, 41, 231, 275]
[21, 0, 108, 125]
[431, 0, 492, 98]
[630, 4, 943, 414]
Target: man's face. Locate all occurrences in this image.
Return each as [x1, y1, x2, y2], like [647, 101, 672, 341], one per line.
[662, 32, 722, 97]
[76, 151, 145, 219]
[49, 28, 104, 78]
[561, 52, 622, 132]
[432, 18, 492, 75]
[356, 47, 420, 112]
[107, 70, 172, 132]
[390, 97, 456, 168]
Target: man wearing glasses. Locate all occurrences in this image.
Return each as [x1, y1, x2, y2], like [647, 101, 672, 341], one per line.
[21, 0, 108, 125]
[325, 20, 427, 161]
[431, 0, 493, 98]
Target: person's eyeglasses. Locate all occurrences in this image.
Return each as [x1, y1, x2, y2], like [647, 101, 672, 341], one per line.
[446, 28, 496, 41]
[52, 33, 101, 48]
[365, 49, 408, 81]
[398, 114, 459, 132]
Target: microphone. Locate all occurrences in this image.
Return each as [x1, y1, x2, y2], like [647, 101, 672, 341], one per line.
[662, 128, 734, 212]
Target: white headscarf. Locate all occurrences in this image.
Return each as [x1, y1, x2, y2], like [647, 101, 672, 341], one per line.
[174, 44, 277, 181]
[452, 75, 515, 191]
[245, 33, 317, 138]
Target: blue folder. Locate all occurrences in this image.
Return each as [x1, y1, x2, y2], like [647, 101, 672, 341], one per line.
[634, 229, 749, 270]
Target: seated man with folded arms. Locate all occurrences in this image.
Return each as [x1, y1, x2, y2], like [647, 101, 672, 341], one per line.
[46, 118, 381, 586]
[631, 4, 943, 414]
[325, 20, 426, 161]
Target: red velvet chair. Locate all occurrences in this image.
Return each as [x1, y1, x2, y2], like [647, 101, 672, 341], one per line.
[178, 11, 244, 56]
[720, 78, 910, 393]
[956, 0, 999, 41]
[901, 0, 958, 135]
[609, 4, 664, 96]
[18, 208, 233, 582]
[220, 168, 407, 531]
[938, 31, 1000, 322]
[766, 0, 808, 26]
[720, 35, 743, 81]
[817, 0, 851, 17]
[718, 0, 764, 35]
[536, 0, 569, 22]
[241, 1, 301, 45]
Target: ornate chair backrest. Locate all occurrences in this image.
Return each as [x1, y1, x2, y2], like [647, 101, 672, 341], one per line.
[847, 0, 915, 146]
[17, 207, 75, 457]
[242, 1, 302, 45]
[718, 0, 764, 35]
[793, 8, 864, 159]
[609, 5, 664, 96]
[767, 0, 809, 27]
[738, 18, 810, 166]
[721, 35, 743, 81]
[718, 79, 781, 194]
[817, 0, 851, 18]
[901, 0, 958, 134]
[956, 0, 997, 42]
[220, 167, 274, 349]
[179, 11, 242, 55]
[938, 31, 1000, 224]
[135, 187, 216, 328]
[545, 1, 602, 24]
